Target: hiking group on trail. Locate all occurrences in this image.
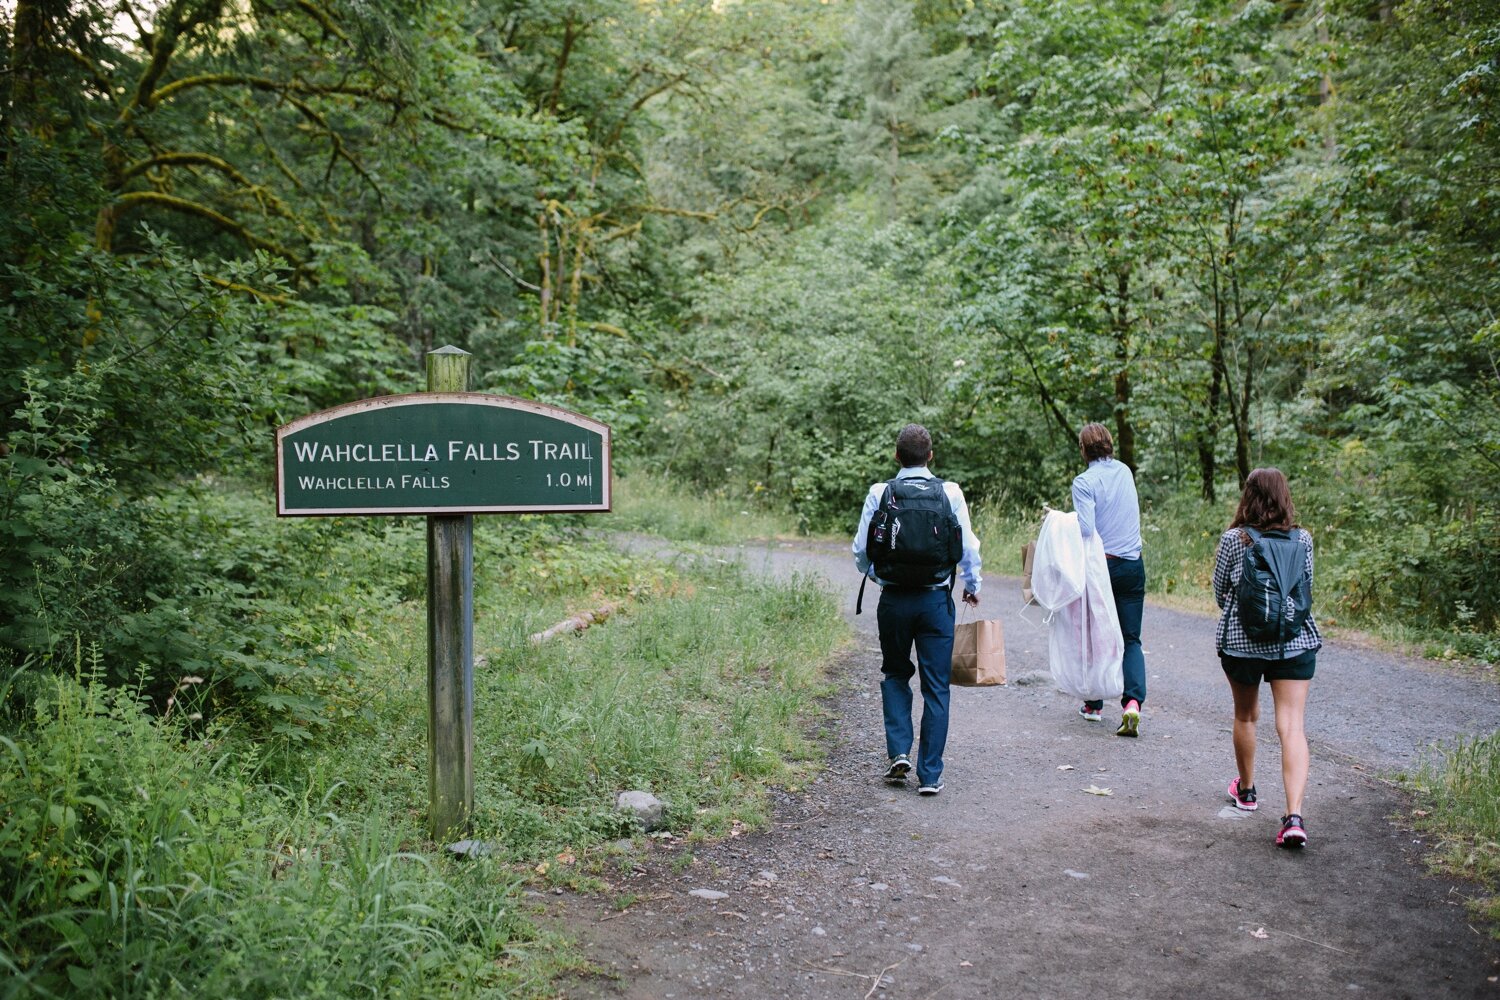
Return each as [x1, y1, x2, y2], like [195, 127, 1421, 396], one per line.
[853, 421, 1322, 850]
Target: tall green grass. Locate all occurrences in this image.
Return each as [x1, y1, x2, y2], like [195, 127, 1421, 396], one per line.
[320, 559, 846, 862]
[2, 497, 849, 996]
[0, 653, 530, 999]
[1405, 734, 1500, 934]
[606, 474, 800, 543]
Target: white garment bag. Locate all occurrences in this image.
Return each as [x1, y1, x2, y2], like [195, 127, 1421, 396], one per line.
[1030, 509, 1085, 612]
[1039, 513, 1125, 701]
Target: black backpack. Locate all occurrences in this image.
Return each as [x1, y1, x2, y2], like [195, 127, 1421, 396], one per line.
[1235, 527, 1311, 647]
[857, 477, 963, 614]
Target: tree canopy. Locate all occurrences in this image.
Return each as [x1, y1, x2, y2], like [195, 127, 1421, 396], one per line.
[4, 0, 1499, 680]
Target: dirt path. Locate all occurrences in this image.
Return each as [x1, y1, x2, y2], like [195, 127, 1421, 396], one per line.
[554, 538, 1500, 999]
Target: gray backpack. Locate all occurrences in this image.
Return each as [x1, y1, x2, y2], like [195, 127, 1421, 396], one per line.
[1235, 527, 1311, 647]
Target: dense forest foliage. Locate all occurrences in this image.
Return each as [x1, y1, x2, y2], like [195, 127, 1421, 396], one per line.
[3, 0, 1499, 689]
[4, 1, 1500, 992]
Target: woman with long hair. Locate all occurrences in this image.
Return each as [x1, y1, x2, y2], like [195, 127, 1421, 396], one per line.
[1213, 468, 1322, 848]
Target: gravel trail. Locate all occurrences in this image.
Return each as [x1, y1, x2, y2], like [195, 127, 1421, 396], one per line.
[553, 537, 1500, 999]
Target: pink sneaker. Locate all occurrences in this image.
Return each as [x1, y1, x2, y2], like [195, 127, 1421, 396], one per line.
[1276, 814, 1307, 849]
[1227, 776, 1258, 812]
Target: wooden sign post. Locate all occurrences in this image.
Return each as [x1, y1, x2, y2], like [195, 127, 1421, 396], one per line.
[425, 346, 474, 840]
[275, 347, 611, 842]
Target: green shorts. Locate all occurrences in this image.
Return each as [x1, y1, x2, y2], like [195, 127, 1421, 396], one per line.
[1220, 648, 1316, 686]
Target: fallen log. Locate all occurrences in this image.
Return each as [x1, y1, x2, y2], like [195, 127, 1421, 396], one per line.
[527, 602, 622, 645]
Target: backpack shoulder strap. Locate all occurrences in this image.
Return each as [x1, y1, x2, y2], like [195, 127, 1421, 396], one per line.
[933, 477, 954, 513]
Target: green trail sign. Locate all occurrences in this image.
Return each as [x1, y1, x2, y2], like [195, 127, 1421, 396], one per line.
[276, 392, 611, 516]
[278, 348, 613, 844]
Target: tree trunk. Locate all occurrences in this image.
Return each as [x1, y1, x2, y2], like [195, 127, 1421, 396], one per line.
[538, 207, 552, 337]
[547, 17, 575, 116]
[566, 224, 586, 347]
[1318, 5, 1337, 158]
[1234, 343, 1254, 487]
[7, 0, 51, 141]
[1198, 316, 1226, 503]
[887, 117, 900, 218]
[1111, 270, 1137, 471]
[552, 209, 568, 328]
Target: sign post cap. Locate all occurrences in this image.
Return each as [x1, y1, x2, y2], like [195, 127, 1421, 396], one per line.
[427, 345, 471, 357]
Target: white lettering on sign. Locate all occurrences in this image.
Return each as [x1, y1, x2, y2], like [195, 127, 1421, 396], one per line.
[528, 440, 594, 461]
[448, 441, 523, 462]
[291, 439, 593, 466]
[401, 474, 451, 489]
[292, 441, 440, 463]
[297, 476, 402, 490]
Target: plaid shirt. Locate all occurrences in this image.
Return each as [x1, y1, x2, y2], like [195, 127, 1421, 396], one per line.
[1213, 527, 1322, 659]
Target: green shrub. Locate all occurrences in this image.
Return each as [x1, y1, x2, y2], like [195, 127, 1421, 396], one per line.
[0, 658, 530, 999]
[1, 231, 419, 731]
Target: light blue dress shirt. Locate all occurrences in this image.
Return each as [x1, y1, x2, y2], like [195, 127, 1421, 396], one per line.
[852, 466, 983, 595]
[1071, 457, 1142, 560]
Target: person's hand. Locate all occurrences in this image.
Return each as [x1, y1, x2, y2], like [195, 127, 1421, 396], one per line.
[962, 590, 979, 607]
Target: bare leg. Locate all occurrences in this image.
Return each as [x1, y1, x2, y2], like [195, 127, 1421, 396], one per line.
[1269, 678, 1311, 816]
[1227, 678, 1260, 789]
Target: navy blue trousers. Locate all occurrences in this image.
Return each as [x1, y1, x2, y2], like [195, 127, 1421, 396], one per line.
[1086, 556, 1147, 711]
[876, 587, 955, 786]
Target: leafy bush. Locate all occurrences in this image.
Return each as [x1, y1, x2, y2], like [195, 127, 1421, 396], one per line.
[0, 369, 214, 685]
[0, 424, 422, 736]
[486, 335, 658, 464]
[1293, 436, 1500, 641]
[0, 231, 420, 728]
[0, 660, 527, 999]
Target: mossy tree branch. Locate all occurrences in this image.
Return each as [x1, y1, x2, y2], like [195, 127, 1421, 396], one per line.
[96, 191, 302, 265]
[124, 152, 253, 186]
[126, 0, 222, 120]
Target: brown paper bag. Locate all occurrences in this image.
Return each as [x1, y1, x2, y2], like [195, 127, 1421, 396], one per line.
[951, 618, 1006, 686]
[1021, 541, 1036, 605]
